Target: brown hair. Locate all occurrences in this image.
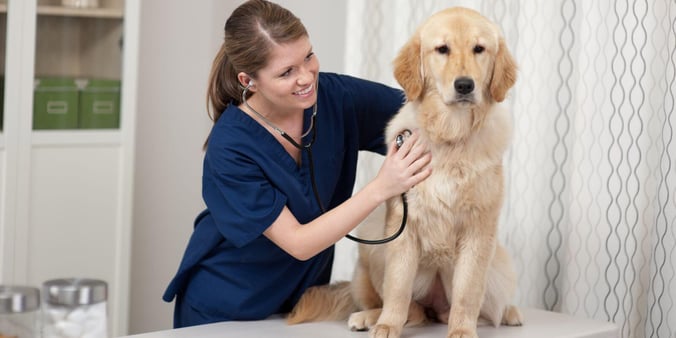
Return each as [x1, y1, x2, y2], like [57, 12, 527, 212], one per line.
[204, 0, 308, 148]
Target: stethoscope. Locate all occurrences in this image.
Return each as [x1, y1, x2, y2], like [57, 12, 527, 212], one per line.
[242, 80, 408, 245]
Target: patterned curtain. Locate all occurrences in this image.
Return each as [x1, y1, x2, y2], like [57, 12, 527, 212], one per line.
[333, 1, 676, 337]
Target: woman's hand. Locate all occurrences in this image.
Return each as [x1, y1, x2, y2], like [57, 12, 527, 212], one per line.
[372, 129, 432, 201]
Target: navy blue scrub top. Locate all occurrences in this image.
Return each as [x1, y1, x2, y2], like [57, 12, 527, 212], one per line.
[163, 72, 404, 323]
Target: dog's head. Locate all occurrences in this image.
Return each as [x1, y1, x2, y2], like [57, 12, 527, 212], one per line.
[393, 7, 517, 105]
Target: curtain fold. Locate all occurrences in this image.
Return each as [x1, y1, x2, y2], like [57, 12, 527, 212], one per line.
[337, 1, 676, 337]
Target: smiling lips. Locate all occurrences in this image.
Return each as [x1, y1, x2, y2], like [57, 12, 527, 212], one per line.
[294, 83, 314, 96]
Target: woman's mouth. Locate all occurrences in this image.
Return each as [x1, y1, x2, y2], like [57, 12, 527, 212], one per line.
[294, 83, 314, 96]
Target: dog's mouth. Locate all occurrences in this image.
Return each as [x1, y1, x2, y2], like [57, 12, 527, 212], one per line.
[450, 94, 476, 105]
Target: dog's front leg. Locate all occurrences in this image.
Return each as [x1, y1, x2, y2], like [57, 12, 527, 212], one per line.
[442, 231, 497, 338]
[370, 237, 419, 338]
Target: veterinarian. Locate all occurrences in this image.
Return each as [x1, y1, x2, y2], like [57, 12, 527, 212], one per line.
[162, 0, 432, 328]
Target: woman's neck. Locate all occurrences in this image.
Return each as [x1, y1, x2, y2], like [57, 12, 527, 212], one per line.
[241, 98, 304, 137]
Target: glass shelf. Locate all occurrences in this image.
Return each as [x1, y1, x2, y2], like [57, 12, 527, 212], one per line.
[37, 5, 123, 19]
[0, 4, 122, 18]
[0, 4, 122, 16]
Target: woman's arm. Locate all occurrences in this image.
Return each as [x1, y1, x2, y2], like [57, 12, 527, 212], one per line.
[263, 131, 431, 260]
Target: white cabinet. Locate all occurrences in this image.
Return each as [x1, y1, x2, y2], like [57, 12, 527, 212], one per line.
[0, 0, 138, 336]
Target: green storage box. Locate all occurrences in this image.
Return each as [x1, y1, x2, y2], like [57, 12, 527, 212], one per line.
[33, 77, 79, 130]
[79, 79, 121, 129]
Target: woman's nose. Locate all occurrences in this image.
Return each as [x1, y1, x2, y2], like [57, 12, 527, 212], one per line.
[297, 65, 316, 85]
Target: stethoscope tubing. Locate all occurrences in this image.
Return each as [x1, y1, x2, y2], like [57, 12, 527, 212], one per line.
[242, 82, 407, 245]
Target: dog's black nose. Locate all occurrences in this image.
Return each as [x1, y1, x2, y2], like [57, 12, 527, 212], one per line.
[454, 77, 475, 95]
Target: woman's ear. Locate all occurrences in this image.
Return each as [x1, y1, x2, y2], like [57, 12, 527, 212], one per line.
[393, 34, 424, 101]
[489, 37, 517, 103]
[237, 72, 253, 89]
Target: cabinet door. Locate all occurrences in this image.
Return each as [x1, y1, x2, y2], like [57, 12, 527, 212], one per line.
[34, 0, 124, 131]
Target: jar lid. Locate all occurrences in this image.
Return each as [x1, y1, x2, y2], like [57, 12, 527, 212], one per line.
[0, 286, 40, 313]
[43, 278, 107, 306]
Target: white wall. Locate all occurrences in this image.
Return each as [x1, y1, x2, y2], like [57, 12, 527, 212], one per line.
[129, 1, 221, 333]
[129, 1, 347, 334]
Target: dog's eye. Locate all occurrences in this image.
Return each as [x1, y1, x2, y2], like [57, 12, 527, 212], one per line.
[435, 45, 450, 55]
[473, 45, 485, 54]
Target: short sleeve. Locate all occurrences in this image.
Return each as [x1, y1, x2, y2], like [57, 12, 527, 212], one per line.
[202, 143, 287, 248]
[332, 74, 405, 155]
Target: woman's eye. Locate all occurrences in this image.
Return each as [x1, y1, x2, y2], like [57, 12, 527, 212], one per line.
[305, 52, 315, 61]
[435, 45, 450, 54]
[473, 45, 485, 54]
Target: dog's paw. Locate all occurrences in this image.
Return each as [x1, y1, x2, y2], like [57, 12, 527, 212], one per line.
[348, 309, 381, 331]
[501, 305, 523, 326]
[447, 328, 478, 338]
[370, 323, 402, 338]
[405, 303, 428, 327]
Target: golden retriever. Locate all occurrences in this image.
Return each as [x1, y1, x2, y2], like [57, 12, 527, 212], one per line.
[288, 7, 522, 338]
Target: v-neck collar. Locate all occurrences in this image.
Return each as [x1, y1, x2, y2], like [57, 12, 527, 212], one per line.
[232, 105, 315, 173]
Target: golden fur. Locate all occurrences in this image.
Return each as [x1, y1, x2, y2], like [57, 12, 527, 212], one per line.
[288, 7, 522, 338]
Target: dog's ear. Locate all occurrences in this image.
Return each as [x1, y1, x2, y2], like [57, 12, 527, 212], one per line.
[393, 34, 424, 101]
[489, 37, 517, 102]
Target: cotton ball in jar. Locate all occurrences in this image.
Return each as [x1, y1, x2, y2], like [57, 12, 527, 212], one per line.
[42, 279, 108, 338]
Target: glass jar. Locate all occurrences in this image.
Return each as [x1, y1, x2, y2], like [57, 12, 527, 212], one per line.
[0, 285, 41, 338]
[42, 279, 107, 338]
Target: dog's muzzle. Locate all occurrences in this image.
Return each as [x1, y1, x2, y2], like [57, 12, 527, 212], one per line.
[452, 77, 476, 103]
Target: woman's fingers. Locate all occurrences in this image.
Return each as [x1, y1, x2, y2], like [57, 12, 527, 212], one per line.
[398, 130, 428, 167]
[395, 130, 418, 158]
[395, 129, 432, 188]
[386, 134, 400, 157]
[408, 152, 432, 184]
[409, 151, 432, 173]
[377, 129, 432, 196]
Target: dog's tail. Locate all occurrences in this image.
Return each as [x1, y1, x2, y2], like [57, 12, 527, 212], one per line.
[287, 281, 358, 324]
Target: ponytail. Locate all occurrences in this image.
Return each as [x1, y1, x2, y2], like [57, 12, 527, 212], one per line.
[204, 43, 252, 149]
[207, 44, 236, 125]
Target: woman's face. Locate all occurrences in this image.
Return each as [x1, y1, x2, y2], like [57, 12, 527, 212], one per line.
[250, 36, 320, 115]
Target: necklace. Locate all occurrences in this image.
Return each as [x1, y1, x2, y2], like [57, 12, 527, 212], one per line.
[241, 83, 318, 149]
